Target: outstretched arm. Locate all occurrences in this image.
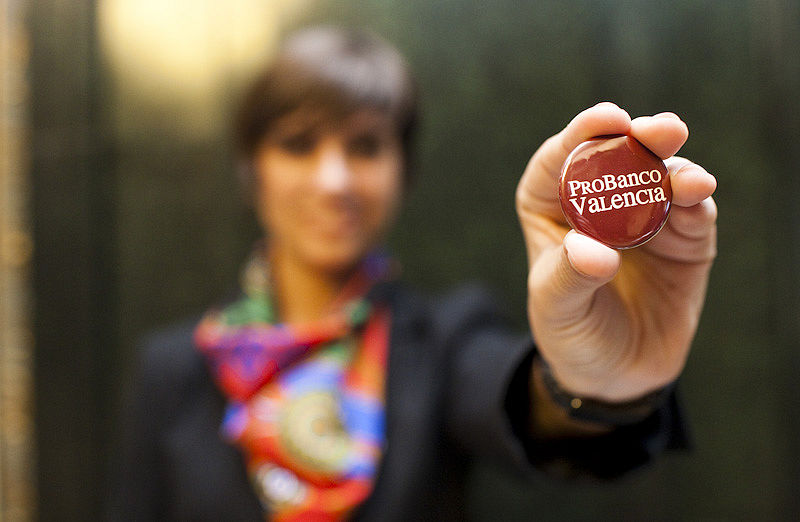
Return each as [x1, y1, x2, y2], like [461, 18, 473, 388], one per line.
[516, 102, 717, 437]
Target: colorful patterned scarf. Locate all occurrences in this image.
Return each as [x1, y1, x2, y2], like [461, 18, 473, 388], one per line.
[195, 252, 393, 521]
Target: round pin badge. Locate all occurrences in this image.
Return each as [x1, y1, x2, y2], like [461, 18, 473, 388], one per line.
[558, 135, 672, 249]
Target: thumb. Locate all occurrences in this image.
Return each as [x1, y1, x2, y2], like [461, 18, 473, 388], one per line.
[530, 231, 621, 326]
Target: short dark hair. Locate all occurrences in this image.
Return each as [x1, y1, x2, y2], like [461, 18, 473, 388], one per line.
[235, 26, 418, 179]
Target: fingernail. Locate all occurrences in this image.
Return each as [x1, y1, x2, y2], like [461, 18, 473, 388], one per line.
[594, 101, 620, 110]
[653, 112, 680, 120]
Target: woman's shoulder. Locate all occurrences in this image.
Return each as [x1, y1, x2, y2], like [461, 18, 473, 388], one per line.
[380, 279, 513, 341]
[133, 317, 208, 392]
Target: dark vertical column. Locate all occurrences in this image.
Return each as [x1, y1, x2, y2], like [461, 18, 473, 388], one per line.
[30, 0, 112, 519]
[752, 0, 800, 518]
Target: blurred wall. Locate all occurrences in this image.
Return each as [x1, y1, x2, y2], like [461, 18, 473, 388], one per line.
[1, 0, 35, 519]
[29, 0, 800, 520]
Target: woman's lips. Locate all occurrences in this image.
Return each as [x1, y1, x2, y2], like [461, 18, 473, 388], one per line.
[306, 210, 360, 238]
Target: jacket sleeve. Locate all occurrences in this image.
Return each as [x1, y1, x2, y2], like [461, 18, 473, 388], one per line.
[441, 283, 689, 479]
[105, 324, 196, 520]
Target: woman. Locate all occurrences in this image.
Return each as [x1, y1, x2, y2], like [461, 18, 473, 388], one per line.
[108, 26, 717, 521]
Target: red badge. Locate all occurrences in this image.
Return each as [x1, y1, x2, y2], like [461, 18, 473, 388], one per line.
[559, 135, 672, 249]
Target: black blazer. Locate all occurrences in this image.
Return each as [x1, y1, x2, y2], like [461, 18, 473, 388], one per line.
[106, 282, 687, 521]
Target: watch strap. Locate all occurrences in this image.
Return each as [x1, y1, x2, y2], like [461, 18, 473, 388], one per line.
[539, 358, 674, 426]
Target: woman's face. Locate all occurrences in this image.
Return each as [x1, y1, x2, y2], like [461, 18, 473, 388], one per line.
[253, 107, 404, 276]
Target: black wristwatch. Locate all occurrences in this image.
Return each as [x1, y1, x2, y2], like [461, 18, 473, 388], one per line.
[539, 358, 674, 426]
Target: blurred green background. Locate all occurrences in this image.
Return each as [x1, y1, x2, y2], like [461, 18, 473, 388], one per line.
[29, 0, 799, 520]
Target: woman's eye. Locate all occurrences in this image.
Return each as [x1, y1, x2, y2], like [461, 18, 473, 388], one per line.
[349, 134, 381, 158]
[279, 133, 316, 155]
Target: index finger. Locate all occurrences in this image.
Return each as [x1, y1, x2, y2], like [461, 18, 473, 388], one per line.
[517, 102, 632, 222]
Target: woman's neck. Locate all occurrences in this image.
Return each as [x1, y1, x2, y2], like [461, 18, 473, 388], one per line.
[268, 248, 353, 324]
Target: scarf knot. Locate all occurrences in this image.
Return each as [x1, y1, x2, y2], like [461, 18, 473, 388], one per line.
[195, 251, 393, 521]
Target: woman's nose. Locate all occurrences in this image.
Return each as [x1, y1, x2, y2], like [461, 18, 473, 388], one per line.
[315, 145, 352, 193]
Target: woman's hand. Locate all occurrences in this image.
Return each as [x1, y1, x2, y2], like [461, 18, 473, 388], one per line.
[517, 102, 717, 403]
